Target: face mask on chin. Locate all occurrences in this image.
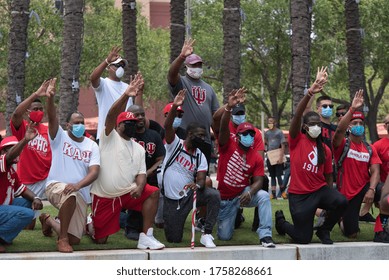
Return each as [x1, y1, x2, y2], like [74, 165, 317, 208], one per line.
[186, 67, 203, 79]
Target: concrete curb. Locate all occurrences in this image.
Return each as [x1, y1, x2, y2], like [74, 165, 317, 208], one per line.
[1, 242, 389, 260]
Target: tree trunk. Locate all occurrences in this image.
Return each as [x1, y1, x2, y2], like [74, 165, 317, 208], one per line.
[58, 0, 85, 128]
[290, 0, 313, 116]
[222, 0, 241, 103]
[6, 0, 30, 135]
[170, 0, 185, 64]
[122, 0, 138, 80]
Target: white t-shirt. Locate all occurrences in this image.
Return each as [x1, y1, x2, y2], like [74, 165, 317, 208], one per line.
[163, 135, 208, 200]
[91, 129, 146, 198]
[46, 127, 100, 204]
[93, 77, 133, 140]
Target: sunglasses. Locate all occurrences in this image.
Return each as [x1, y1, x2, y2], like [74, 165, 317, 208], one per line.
[321, 104, 334, 109]
[112, 63, 125, 68]
[241, 131, 255, 137]
[336, 112, 346, 117]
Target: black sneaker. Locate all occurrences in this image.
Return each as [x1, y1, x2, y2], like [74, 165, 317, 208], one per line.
[359, 213, 376, 224]
[316, 229, 333, 245]
[260, 236, 276, 248]
[374, 231, 389, 243]
[275, 210, 286, 236]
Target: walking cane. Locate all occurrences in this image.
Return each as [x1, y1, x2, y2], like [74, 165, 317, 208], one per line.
[191, 190, 197, 249]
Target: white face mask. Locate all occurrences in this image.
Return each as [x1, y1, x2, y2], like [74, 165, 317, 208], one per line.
[307, 125, 321, 139]
[186, 67, 203, 79]
[115, 67, 124, 79]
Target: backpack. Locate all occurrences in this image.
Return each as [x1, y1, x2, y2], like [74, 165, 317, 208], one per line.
[336, 137, 372, 189]
[157, 140, 201, 195]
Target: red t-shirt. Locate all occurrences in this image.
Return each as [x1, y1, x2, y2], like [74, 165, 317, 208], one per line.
[217, 136, 264, 200]
[288, 132, 333, 194]
[10, 120, 52, 184]
[373, 137, 389, 183]
[228, 121, 264, 152]
[334, 138, 382, 200]
[0, 155, 26, 205]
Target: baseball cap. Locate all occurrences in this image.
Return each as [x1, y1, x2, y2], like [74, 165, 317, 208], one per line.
[110, 57, 128, 67]
[0, 136, 19, 151]
[236, 122, 256, 134]
[232, 104, 245, 115]
[163, 103, 184, 115]
[185, 54, 202, 65]
[116, 111, 139, 126]
[351, 111, 364, 121]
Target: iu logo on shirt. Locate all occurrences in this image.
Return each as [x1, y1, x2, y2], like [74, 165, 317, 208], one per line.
[191, 86, 206, 105]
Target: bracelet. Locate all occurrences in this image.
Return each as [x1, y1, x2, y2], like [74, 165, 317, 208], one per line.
[247, 191, 252, 200]
[196, 184, 202, 190]
[224, 106, 232, 112]
[105, 58, 110, 65]
[33, 196, 42, 201]
[368, 187, 376, 193]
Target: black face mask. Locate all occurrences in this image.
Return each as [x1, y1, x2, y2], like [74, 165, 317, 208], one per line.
[191, 136, 205, 149]
[124, 121, 136, 138]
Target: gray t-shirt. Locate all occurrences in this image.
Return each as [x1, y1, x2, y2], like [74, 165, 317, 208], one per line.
[169, 75, 219, 144]
[265, 128, 286, 151]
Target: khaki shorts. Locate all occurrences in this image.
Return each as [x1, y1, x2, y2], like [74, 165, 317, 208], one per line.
[45, 182, 87, 239]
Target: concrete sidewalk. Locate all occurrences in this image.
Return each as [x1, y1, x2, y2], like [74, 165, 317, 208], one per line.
[1, 242, 389, 260]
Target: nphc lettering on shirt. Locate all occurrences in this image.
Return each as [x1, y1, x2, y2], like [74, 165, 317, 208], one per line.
[191, 86, 206, 105]
[347, 149, 370, 162]
[175, 154, 197, 171]
[224, 151, 249, 188]
[27, 134, 48, 155]
[62, 141, 92, 163]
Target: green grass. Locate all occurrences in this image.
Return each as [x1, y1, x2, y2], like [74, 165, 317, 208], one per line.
[5, 199, 376, 253]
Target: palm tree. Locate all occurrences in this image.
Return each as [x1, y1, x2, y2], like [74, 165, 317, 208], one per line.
[6, 0, 30, 135]
[58, 0, 85, 128]
[122, 0, 138, 80]
[170, 0, 185, 64]
[222, 0, 241, 103]
[290, 0, 313, 115]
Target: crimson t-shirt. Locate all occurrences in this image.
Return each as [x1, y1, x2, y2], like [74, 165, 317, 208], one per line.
[10, 120, 52, 184]
[372, 137, 389, 183]
[334, 138, 381, 200]
[217, 136, 264, 200]
[0, 155, 25, 205]
[288, 132, 333, 194]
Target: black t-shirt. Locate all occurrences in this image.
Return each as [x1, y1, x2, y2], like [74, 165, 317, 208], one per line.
[148, 119, 165, 140]
[321, 122, 337, 151]
[131, 129, 166, 187]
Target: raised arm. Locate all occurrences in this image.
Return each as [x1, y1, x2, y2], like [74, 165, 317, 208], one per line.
[167, 39, 195, 87]
[11, 80, 50, 129]
[90, 46, 122, 88]
[164, 89, 186, 144]
[289, 67, 328, 139]
[46, 78, 59, 140]
[104, 72, 142, 135]
[332, 89, 364, 149]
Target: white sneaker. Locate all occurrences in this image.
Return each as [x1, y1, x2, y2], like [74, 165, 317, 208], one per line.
[200, 234, 216, 248]
[137, 228, 165, 250]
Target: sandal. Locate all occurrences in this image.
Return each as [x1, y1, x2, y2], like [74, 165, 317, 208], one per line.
[57, 238, 73, 253]
[39, 213, 53, 237]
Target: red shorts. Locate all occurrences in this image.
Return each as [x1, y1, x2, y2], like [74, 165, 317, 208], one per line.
[91, 184, 158, 239]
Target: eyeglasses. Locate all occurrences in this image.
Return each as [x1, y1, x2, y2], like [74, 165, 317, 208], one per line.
[336, 112, 346, 117]
[241, 131, 255, 137]
[321, 104, 334, 109]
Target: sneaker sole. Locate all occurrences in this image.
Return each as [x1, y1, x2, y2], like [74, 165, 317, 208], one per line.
[137, 244, 165, 250]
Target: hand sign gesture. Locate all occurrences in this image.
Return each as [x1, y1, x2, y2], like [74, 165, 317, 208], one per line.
[24, 125, 38, 142]
[351, 89, 364, 110]
[236, 87, 247, 104]
[107, 46, 122, 64]
[35, 80, 51, 97]
[180, 39, 195, 58]
[310, 66, 328, 94]
[174, 89, 186, 107]
[125, 72, 143, 97]
[46, 78, 57, 97]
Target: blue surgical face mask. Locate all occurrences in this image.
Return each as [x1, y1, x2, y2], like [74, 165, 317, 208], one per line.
[350, 125, 364, 136]
[321, 107, 333, 118]
[172, 117, 182, 129]
[71, 124, 85, 138]
[239, 134, 254, 147]
[232, 114, 246, 125]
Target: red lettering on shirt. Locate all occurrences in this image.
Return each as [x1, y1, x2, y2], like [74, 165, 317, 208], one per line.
[62, 142, 92, 162]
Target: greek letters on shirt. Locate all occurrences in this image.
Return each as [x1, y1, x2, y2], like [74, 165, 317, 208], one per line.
[223, 150, 250, 188]
[303, 146, 319, 174]
[191, 86, 206, 105]
[131, 139, 156, 157]
[62, 141, 92, 163]
[27, 134, 48, 156]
